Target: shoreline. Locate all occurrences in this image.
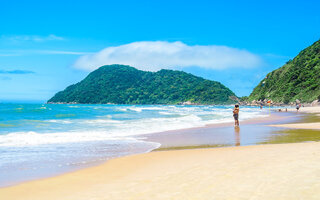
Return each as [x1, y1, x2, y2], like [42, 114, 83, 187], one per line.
[1, 106, 320, 199]
[1, 109, 280, 187]
[143, 111, 301, 151]
[267, 106, 320, 130]
[0, 105, 279, 188]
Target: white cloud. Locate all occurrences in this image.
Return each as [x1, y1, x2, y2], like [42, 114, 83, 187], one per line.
[32, 34, 64, 42]
[0, 49, 92, 56]
[74, 41, 262, 71]
[0, 53, 20, 57]
[28, 50, 92, 55]
[1, 34, 64, 43]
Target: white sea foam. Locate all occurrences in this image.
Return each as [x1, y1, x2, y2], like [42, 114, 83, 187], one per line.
[0, 115, 200, 147]
[82, 119, 122, 124]
[128, 107, 143, 112]
[158, 111, 177, 115]
[0, 105, 268, 147]
[47, 120, 73, 124]
[68, 106, 80, 108]
[118, 106, 167, 112]
[0, 131, 135, 147]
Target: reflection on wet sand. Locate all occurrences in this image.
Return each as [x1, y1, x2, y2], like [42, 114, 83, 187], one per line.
[234, 126, 240, 146]
[146, 112, 319, 151]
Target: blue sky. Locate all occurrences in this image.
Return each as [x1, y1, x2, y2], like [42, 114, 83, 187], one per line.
[0, 0, 319, 102]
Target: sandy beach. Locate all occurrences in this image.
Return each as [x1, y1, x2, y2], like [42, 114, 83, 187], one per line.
[1, 106, 320, 200]
[268, 106, 320, 130]
[1, 142, 320, 200]
[269, 122, 320, 130]
[287, 106, 320, 114]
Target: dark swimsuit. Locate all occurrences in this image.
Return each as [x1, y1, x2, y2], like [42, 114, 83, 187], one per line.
[233, 114, 239, 120]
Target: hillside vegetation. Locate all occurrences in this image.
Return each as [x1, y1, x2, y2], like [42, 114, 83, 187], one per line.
[48, 65, 237, 104]
[249, 39, 320, 103]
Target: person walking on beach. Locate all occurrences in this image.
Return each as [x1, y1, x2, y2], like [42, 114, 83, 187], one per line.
[233, 104, 240, 126]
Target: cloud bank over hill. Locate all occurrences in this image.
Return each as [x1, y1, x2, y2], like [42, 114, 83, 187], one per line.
[74, 41, 262, 71]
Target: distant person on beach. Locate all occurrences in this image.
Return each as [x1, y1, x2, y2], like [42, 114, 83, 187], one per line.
[233, 105, 240, 126]
[296, 104, 299, 111]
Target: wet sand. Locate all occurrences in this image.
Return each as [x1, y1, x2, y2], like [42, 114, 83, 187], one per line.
[144, 112, 303, 150]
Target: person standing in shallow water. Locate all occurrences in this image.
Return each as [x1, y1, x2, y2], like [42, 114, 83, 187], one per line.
[233, 104, 240, 126]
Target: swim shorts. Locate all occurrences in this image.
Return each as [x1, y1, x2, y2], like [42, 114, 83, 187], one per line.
[233, 114, 239, 120]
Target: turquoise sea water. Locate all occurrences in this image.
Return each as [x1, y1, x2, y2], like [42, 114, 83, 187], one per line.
[0, 103, 267, 187]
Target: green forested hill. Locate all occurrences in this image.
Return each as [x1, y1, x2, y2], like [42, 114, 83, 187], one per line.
[249, 39, 320, 103]
[48, 65, 237, 104]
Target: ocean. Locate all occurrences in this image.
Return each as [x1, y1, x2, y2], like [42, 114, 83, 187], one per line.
[0, 103, 267, 187]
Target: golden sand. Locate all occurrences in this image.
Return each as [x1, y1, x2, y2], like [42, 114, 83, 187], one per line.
[287, 106, 320, 114]
[269, 122, 320, 130]
[1, 142, 320, 200]
[269, 106, 320, 130]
